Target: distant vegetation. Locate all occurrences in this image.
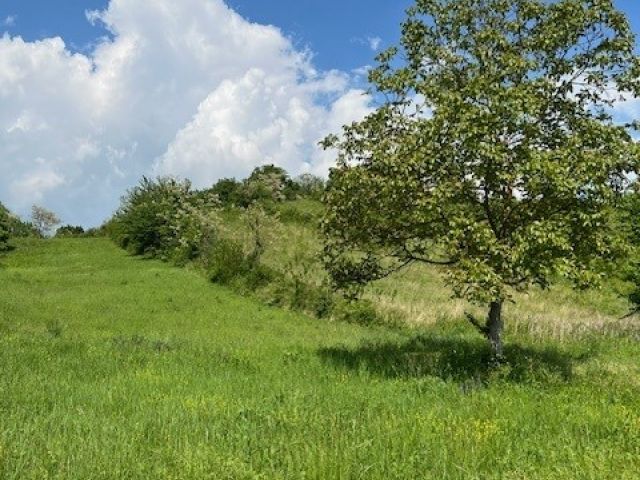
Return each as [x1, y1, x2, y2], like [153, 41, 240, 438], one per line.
[54, 225, 85, 238]
[103, 161, 640, 353]
[0, 202, 40, 251]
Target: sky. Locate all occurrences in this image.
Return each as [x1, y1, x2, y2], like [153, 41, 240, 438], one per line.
[0, 0, 638, 227]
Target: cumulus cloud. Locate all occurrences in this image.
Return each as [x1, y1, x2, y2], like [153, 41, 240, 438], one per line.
[0, 0, 372, 226]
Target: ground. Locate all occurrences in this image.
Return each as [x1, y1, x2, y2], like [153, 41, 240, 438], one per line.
[1, 238, 639, 479]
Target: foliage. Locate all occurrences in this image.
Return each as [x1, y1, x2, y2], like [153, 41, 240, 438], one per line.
[204, 205, 282, 292]
[0, 205, 11, 252]
[204, 167, 320, 209]
[206, 177, 243, 206]
[111, 177, 219, 263]
[332, 299, 382, 326]
[240, 164, 293, 206]
[618, 188, 640, 315]
[293, 173, 325, 201]
[322, 0, 640, 356]
[0, 202, 39, 251]
[55, 225, 85, 237]
[31, 205, 60, 237]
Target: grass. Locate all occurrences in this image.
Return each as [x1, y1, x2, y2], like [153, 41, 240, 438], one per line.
[265, 200, 636, 338]
[1, 238, 640, 479]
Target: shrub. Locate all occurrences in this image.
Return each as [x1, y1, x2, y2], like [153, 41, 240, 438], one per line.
[206, 178, 242, 206]
[205, 238, 274, 290]
[332, 299, 382, 326]
[1, 202, 40, 251]
[0, 208, 11, 252]
[111, 177, 219, 262]
[293, 173, 325, 201]
[56, 225, 85, 237]
[206, 238, 249, 284]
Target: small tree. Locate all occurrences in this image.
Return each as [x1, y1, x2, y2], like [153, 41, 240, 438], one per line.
[294, 173, 326, 200]
[0, 206, 11, 252]
[208, 178, 242, 206]
[322, 0, 640, 359]
[31, 205, 60, 237]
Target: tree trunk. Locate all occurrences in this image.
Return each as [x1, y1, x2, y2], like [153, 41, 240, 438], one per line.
[486, 300, 504, 360]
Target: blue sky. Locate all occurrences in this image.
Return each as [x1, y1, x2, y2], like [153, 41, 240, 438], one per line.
[1, 1, 637, 68]
[0, 0, 414, 72]
[0, 0, 639, 227]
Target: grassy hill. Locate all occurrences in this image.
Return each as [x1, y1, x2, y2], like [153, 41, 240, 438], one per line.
[1, 238, 640, 479]
[264, 200, 635, 338]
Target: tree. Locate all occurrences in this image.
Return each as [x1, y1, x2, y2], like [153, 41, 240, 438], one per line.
[322, 0, 640, 359]
[0, 205, 11, 252]
[244, 164, 298, 203]
[31, 205, 60, 237]
[294, 173, 326, 200]
[207, 178, 242, 206]
[55, 225, 85, 237]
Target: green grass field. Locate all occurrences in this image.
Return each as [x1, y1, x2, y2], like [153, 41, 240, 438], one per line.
[1, 238, 640, 479]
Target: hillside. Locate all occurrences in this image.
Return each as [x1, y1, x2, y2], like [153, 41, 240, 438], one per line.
[1, 238, 639, 479]
[263, 200, 634, 338]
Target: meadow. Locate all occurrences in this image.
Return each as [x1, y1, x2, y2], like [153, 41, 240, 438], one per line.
[1, 237, 640, 479]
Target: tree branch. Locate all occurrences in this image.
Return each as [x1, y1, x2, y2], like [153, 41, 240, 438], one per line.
[465, 312, 489, 336]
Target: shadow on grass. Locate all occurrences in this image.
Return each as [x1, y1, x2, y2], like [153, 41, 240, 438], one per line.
[319, 334, 592, 385]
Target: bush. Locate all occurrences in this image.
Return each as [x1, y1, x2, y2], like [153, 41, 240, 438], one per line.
[0, 202, 39, 239]
[293, 173, 325, 201]
[1, 202, 41, 251]
[0, 209, 11, 252]
[206, 178, 242, 206]
[332, 299, 382, 326]
[56, 225, 85, 237]
[111, 177, 219, 262]
[206, 238, 274, 290]
[206, 238, 249, 284]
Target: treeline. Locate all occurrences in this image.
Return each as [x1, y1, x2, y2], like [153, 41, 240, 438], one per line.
[104, 165, 640, 329]
[0, 202, 40, 251]
[4, 165, 640, 332]
[106, 166, 383, 325]
[204, 165, 325, 206]
[0, 203, 104, 248]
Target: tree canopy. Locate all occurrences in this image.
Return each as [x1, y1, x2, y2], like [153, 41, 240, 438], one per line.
[31, 205, 60, 237]
[322, 0, 640, 357]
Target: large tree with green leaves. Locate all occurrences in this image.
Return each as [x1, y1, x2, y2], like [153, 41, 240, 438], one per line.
[322, 0, 640, 358]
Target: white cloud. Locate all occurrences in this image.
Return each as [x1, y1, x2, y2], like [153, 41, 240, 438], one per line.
[2, 15, 16, 27]
[352, 36, 383, 52]
[308, 89, 374, 175]
[368, 37, 382, 51]
[611, 93, 640, 125]
[10, 163, 65, 203]
[0, 0, 371, 226]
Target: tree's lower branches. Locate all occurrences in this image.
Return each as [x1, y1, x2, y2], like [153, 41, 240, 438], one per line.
[407, 254, 457, 266]
[465, 312, 489, 337]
